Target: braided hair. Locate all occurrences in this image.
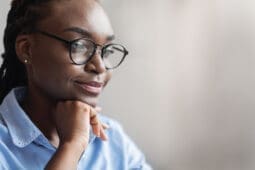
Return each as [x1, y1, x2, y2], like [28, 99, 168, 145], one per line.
[0, 0, 52, 103]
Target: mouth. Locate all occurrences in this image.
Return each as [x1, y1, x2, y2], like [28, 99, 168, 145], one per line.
[74, 80, 104, 95]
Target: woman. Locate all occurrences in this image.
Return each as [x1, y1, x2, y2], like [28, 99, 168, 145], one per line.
[0, 0, 151, 169]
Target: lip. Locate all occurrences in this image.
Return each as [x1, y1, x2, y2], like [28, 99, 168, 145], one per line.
[75, 81, 104, 95]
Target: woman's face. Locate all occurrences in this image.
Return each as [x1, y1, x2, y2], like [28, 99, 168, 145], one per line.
[27, 0, 114, 107]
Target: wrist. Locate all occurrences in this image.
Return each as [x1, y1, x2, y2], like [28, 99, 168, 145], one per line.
[46, 141, 86, 170]
[59, 134, 89, 149]
[58, 140, 87, 158]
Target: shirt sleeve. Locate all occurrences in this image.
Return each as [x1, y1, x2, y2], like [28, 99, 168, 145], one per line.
[0, 164, 6, 170]
[124, 132, 152, 170]
[109, 119, 153, 170]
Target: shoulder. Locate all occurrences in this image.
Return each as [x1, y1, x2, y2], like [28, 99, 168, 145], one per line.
[0, 112, 9, 140]
[99, 114, 127, 141]
[0, 113, 17, 169]
[0, 112, 13, 152]
[99, 114, 132, 151]
[99, 114, 123, 131]
[99, 114, 152, 170]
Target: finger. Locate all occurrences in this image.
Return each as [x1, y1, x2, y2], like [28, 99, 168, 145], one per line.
[94, 106, 102, 113]
[99, 125, 108, 141]
[90, 108, 101, 137]
[92, 121, 101, 138]
[102, 123, 110, 130]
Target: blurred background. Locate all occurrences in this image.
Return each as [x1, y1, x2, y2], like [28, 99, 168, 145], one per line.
[1, 0, 255, 170]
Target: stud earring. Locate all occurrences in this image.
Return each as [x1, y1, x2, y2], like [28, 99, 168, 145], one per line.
[24, 59, 28, 64]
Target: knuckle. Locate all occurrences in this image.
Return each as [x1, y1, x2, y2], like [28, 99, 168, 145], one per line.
[73, 101, 90, 112]
[73, 101, 83, 107]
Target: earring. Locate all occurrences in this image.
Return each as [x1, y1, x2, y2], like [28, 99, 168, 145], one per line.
[24, 59, 28, 64]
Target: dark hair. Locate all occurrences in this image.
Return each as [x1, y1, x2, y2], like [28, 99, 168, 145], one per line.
[0, 0, 51, 103]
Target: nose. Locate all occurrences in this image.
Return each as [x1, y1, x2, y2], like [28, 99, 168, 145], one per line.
[84, 48, 107, 74]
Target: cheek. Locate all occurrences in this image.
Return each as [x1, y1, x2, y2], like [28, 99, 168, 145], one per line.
[28, 61, 70, 91]
[29, 43, 71, 80]
[28, 47, 75, 96]
[28, 63, 80, 100]
[30, 56, 65, 81]
[104, 70, 112, 86]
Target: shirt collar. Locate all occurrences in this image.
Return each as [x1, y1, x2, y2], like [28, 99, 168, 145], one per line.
[0, 87, 41, 148]
[0, 87, 104, 148]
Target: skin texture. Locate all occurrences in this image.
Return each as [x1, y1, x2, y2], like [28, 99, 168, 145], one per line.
[28, 0, 114, 107]
[15, 0, 114, 169]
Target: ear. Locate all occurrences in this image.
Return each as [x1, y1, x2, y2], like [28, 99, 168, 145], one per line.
[15, 34, 33, 64]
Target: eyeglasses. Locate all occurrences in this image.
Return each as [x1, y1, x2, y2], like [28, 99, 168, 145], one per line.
[34, 30, 128, 69]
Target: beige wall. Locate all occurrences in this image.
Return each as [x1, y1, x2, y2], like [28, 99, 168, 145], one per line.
[101, 1, 255, 170]
[1, 1, 255, 170]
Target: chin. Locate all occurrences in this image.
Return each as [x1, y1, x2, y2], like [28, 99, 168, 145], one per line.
[77, 95, 99, 108]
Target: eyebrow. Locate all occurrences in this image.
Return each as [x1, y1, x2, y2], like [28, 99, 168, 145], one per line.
[63, 27, 115, 42]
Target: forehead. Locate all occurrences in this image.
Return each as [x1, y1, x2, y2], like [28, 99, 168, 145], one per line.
[39, 0, 114, 40]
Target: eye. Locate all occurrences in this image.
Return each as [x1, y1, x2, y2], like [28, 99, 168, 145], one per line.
[103, 49, 114, 58]
[71, 40, 88, 53]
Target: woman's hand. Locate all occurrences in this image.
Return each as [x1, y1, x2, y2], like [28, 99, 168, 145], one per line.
[53, 101, 108, 149]
[45, 101, 108, 170]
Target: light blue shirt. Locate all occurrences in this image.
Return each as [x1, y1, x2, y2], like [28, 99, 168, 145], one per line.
[0, 87, 152, 170]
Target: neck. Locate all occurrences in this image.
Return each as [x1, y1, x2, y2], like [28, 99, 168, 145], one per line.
[21, 84, 60, 148]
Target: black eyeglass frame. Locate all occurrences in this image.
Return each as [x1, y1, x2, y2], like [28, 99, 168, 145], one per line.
[34, 30, 128, 69]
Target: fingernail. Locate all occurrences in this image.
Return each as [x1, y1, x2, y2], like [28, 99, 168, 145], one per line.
[103, 123, 110, 129]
